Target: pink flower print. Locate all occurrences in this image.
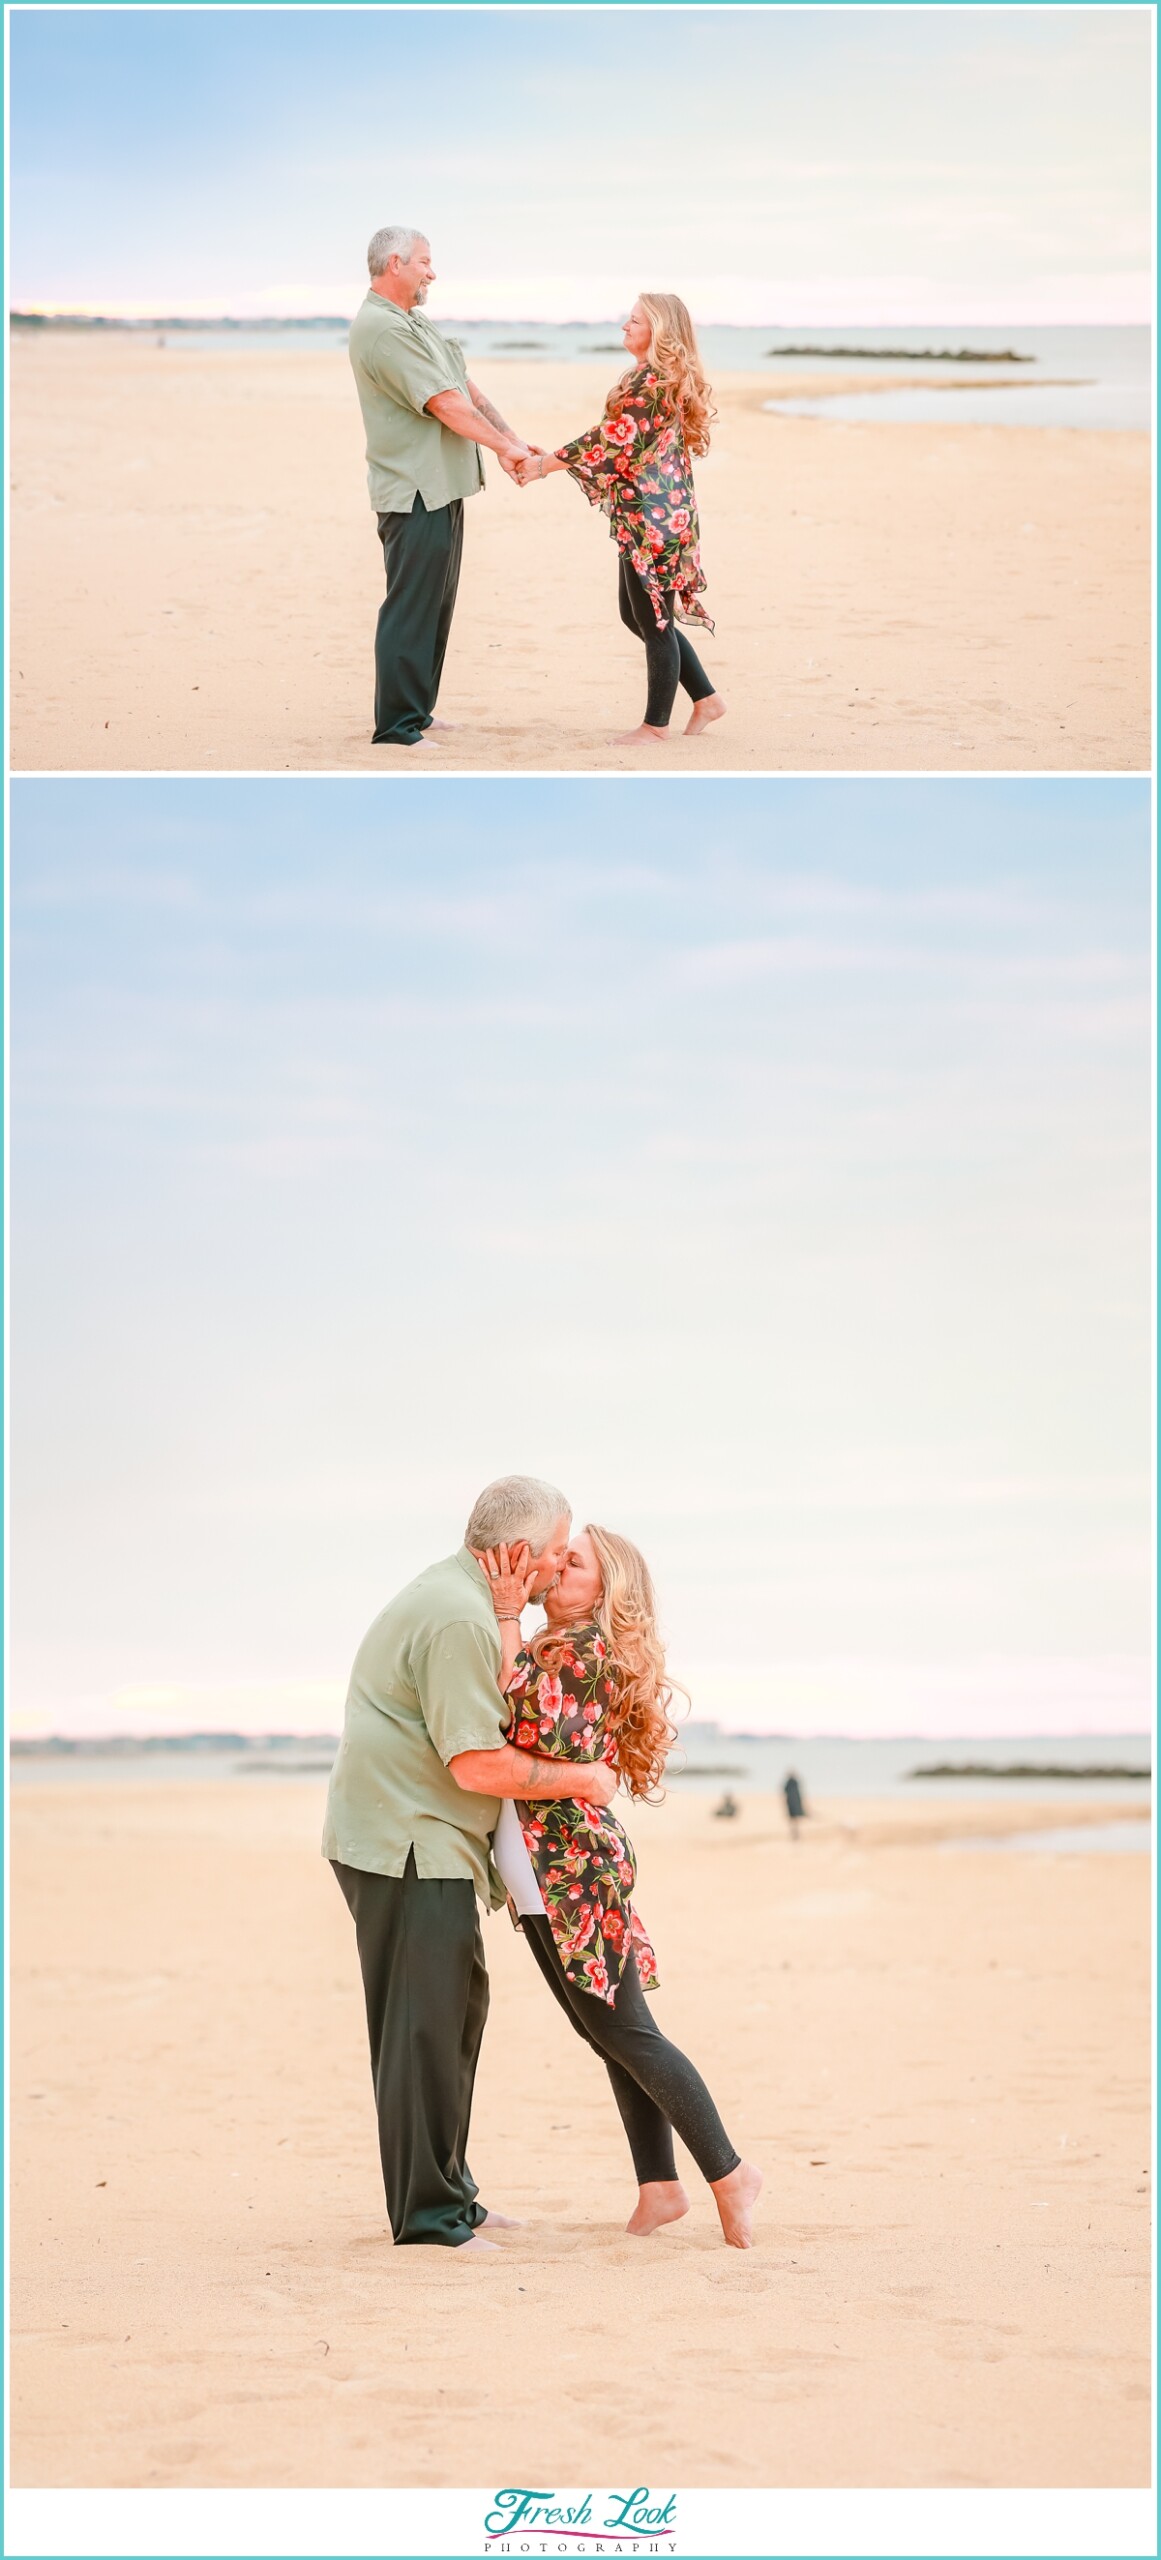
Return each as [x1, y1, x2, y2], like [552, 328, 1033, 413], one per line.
[584, 1954, 610, 1999]
[562, 1904, 597, 1957]
[537, 1673, 563, 1718]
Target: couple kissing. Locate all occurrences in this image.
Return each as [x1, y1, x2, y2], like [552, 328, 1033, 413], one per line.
[322, 1474, 761, 2253]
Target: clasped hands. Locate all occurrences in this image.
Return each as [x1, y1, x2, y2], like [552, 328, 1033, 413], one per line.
[497, 439, 555, 488]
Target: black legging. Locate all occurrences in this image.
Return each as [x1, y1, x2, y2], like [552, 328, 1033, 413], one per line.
[618, 556, 716, 729]
[522, 1914, 740, 2188]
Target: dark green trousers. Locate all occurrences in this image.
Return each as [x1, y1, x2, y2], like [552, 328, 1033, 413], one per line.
[332, 1852, 489, 2247]
[372, 493, 463, 744]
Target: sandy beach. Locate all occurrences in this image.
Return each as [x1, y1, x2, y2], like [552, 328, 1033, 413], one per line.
[10, 1776, 1151, 2490]
[9, 335, 1150, 772]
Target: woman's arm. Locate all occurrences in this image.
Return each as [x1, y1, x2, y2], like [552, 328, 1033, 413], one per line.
[478, 1541, 535, 1690]
[545, 371, 656, 494]
[515, 452, 569, 484]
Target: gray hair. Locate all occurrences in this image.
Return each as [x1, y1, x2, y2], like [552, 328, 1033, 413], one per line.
[367, 226, 427, 278]
[465, 1475, 571, 1555]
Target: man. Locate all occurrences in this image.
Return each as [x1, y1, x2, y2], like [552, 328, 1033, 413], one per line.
[349, 227, 536, 748]
[322, 1474, 617, 2251]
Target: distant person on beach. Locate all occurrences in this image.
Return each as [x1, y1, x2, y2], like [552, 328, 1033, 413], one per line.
[515, 294, 727, 745]
[482, 1524, 762, 2248]
[783, 1771, 806, 1838]
[323, 1474, 609, 2251]
[348, 228, 540, 748]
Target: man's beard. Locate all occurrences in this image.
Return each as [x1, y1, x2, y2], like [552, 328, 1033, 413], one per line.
[413, 280, 429, 304]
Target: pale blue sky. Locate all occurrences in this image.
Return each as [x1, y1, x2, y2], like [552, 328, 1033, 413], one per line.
[10, 778, 1151, 1739]
[9, 8, 1153, 321]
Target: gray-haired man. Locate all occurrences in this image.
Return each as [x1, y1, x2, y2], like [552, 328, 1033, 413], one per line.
[349, 228, 535, 748]
[323, 1475, 616, 2250]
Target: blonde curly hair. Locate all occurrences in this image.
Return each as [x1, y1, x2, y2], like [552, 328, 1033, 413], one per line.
[608, 292, 716, 457]
[530, 1523, 682, 1799]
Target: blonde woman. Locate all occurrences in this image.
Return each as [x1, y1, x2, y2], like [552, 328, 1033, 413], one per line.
[516, 295, 726, 744]
[481, 1525, 761, 2248]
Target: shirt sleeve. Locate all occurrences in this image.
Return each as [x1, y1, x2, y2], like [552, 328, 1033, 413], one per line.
[414, 1619, 509, 1764]
[365, 324, 461, 418]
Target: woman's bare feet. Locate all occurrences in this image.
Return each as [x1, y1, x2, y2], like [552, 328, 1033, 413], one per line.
[479, 2210, 524, 2230]
[709, 2160, 763, 2249]
[612, 724, 671, 745]
[627, 2179, 691, 2236]
[457, 2233, 500, 2255]
[684, 694, 727, 737]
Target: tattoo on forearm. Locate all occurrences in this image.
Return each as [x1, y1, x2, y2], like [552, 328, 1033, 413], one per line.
[470, 389, 513, 437]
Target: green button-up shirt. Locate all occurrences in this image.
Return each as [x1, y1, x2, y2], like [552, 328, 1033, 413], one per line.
[348, 293, 485, 516]
[321, 1547, 508, 1906]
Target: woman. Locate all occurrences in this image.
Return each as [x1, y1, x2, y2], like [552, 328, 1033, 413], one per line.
[482, 1524, 761, 2248]
[517, 295, 727, 746]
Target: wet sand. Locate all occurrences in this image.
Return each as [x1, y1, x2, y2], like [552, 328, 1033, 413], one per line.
[9, 337, 1150, 771]
[9, 1778, 1151, 2488]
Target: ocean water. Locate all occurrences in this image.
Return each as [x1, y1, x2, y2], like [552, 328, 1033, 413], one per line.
[70, 319, 1151, 431]
[10, 1728, 1151, 1804]
[765, 379, 1150, 431]
[944, 1819, 1152, 1856]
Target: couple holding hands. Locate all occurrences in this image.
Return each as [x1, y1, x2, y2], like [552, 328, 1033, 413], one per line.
[349, 226, 727, 747]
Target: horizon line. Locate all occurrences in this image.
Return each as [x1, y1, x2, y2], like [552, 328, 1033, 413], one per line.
[9, 307, 1147, 331]
[10, 1726, 1153, 1747]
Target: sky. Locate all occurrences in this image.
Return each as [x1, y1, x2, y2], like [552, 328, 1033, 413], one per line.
[8, 8, 1153, 324]
[9, 776, 1152, 1742]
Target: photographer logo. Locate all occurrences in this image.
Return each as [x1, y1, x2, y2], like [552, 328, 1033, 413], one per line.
[484, 2486, 678, 2553]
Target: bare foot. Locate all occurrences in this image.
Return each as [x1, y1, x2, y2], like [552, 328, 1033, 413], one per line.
[374, 734, 438, 750]
[479, 2211, 524, 2230]
[456, 2234, 500, 2255]
[627, 2180, 690, 2236]
[427, 720, 460, 733]
[611, 724, 671, 745]
[684, 694, 727, 737]
[709, 2160, 763, 2249]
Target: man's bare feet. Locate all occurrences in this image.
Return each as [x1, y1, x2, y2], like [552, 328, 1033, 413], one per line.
[456, 2233, 500, 2254]
[709, 2160, 763, 2249]
[627, 2179, 690, 2236]
[684, 694, 727, 737]
[427, 720, 459, 733]
[374, 734, 438, 749]
[612, 723, 671, 745]
[479, 2211, 524, 2230]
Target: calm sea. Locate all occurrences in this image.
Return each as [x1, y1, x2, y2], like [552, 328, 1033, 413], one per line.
[9, 1728, 1151, 1802]
[74, 319, 1151, 432]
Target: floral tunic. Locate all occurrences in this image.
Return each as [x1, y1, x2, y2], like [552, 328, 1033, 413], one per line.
[556, 367, 713, 636]
[505, 1625, 659, 2007]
